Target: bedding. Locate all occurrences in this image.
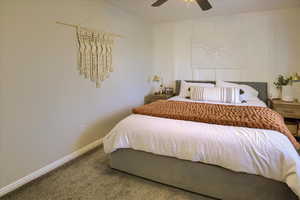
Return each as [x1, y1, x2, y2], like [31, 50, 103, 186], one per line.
[103, 97, 300, 198]
[190, 86, 241, 104]
[132, 100, 299, 149]
[103, 114, 300, 197]
[179, 80, 214, 98]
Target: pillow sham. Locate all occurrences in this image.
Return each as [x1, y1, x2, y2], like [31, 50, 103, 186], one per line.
[190, 87, 241, 104]
[216, 80, 259, 101]
[179, 81, 215, 98]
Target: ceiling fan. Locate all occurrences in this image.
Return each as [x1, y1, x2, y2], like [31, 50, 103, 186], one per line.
[152, 0, 212, 11]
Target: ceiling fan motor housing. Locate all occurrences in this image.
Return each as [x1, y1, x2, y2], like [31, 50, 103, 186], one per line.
[151, 0, 212, 11]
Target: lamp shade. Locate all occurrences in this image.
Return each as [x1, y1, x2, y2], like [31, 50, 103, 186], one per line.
[292, 73, 300, 81]
[152, 75, 161, 82]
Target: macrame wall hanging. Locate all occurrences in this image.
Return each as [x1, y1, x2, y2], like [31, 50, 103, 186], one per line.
[56, 21, 123, 88]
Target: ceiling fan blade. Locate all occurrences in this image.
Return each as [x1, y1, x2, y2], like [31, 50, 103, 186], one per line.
[152, 0, 169, 7]
[195, 0, 212, 11]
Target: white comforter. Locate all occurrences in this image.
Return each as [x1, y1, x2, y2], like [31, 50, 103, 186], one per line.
[103, 98, 300, 198]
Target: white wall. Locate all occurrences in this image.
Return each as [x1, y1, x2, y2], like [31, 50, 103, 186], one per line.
[0, 0, 153, 189]
[153, 8, 300, 99]
[153, 23, 174, 87]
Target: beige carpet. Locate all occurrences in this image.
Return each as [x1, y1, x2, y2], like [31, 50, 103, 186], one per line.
[1, 147, 215, 200]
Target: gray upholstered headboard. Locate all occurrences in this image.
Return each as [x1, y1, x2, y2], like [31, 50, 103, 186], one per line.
[175, 80, 268, 104]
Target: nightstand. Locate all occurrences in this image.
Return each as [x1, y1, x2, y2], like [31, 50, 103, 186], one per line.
[144, 94, 174, 105]
[270, 99, 300, 137]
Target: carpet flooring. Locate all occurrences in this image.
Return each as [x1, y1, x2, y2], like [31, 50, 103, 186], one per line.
[1, 147, 214, 200]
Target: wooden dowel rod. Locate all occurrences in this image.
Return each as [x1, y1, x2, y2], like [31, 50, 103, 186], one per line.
[56, 21, 124, 38]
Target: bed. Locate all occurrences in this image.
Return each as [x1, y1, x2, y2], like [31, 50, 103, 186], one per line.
[103, 81, 300, 200]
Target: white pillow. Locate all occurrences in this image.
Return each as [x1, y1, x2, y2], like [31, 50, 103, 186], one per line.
[216, 80, 258, 101]
[179, 81, 215, 98]
[190, 87, 241, 104]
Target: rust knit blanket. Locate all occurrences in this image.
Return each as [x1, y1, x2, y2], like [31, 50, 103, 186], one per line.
[133, 100, 300, 150]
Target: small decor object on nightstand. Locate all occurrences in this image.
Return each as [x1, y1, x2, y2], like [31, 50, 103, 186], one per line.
[165, 87, 174, 95]
[274, 74, 294, 102]
[152, 75, 164, 94]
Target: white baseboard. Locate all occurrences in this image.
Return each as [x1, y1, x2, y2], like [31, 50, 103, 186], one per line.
[0, 138, 103, 198]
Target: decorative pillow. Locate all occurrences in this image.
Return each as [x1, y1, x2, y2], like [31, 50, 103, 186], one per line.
[216, 80, 259, 101]
[190, 87, 241, 104]
[179, 81, 215, 98]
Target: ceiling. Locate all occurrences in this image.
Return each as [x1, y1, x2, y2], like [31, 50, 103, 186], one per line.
[104, 0, 300, 23]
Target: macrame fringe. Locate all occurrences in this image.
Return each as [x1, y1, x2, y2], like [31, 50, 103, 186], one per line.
[76, 26, 114, 88]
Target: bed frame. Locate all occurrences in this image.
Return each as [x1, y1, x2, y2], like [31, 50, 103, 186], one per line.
[110, 149, 297, 200]
[109, 81, 298, 200]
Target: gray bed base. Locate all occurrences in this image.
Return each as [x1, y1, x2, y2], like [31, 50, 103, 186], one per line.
[110, 149, 297, 200]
